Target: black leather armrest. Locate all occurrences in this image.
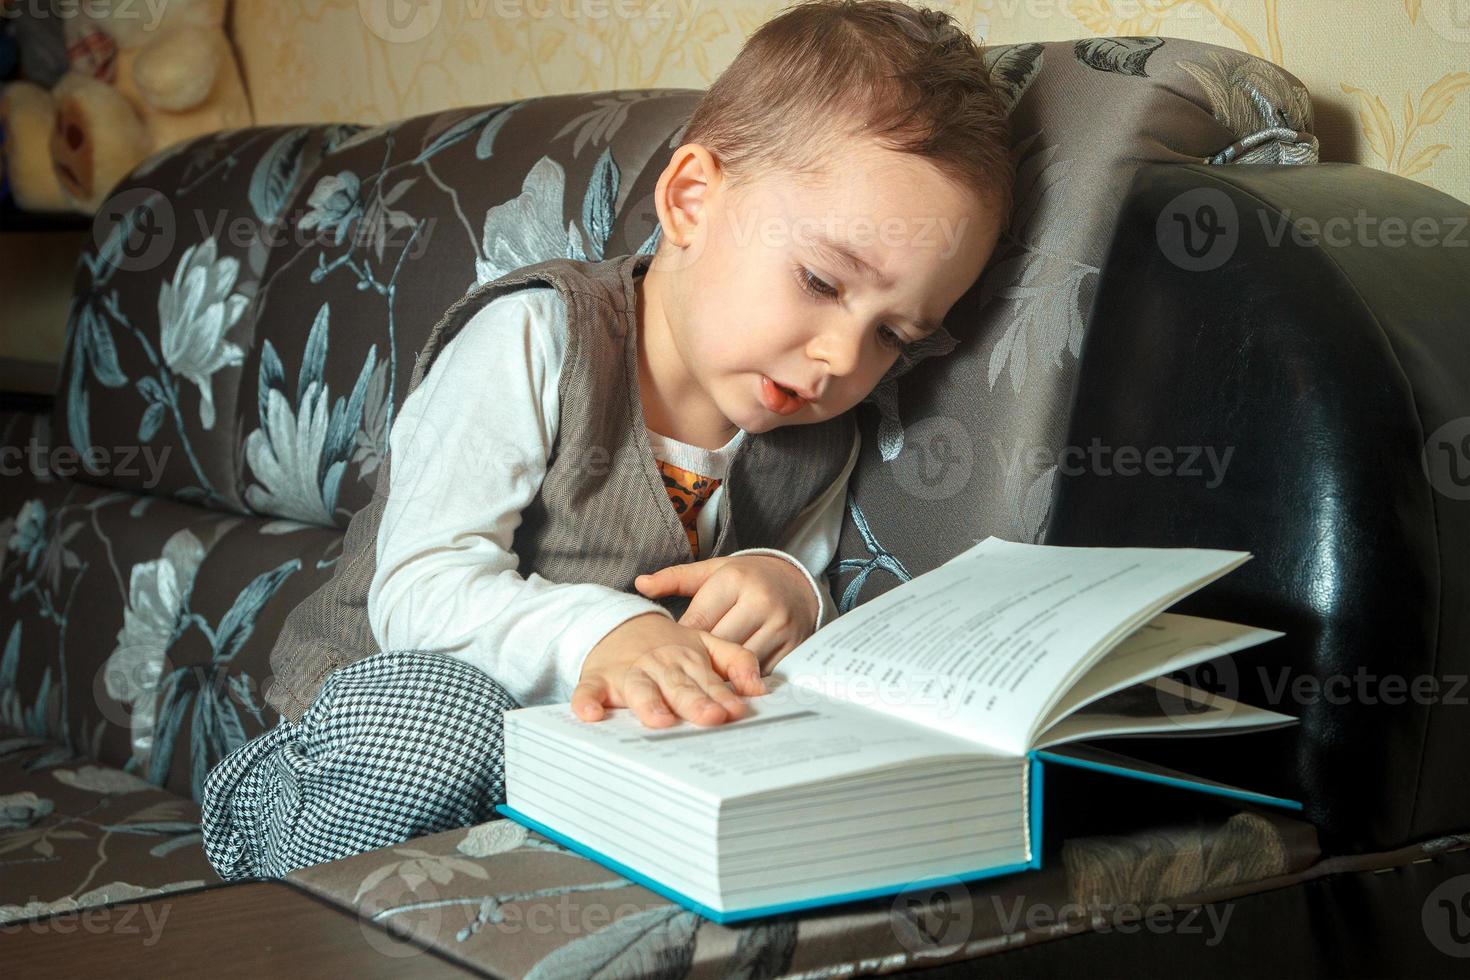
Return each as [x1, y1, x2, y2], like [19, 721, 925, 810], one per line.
[1046, 161, 1470, 853]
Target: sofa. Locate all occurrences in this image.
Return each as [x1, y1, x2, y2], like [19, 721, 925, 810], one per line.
[3, 35, 1468, 976]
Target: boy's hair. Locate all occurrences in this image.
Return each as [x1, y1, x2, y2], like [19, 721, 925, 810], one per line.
[678, 0, 1014, 221]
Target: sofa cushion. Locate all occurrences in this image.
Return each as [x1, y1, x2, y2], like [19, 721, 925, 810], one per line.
[283, 797, 1318, 976]
[0, 463, 340, 802]
[0, 729, 218, 921]
[49, 126, 352, 510]
[233, 92, 697, 528]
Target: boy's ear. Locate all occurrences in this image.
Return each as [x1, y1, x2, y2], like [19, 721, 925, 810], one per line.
[652, 143, 721, 272]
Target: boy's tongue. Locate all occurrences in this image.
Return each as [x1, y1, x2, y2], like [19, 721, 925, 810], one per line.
[761, 375, 805, 415]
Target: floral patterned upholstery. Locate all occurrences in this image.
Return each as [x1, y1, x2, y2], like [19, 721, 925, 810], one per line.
[0, 735, 214, 923]
[2, 35, 1328, 970]
[279, 794, 1320, 976]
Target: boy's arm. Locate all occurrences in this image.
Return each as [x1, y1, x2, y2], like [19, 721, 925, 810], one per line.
[727, 425, 860, 632]
[368, 287, 673, 708]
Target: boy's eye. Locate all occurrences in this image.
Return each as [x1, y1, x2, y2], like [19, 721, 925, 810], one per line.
[794, 265, 911, 353]
[877, 325, 910, 353]
[796, 266, 838, 299]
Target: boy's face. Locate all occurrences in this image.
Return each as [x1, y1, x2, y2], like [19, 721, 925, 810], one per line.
[639, 135, 1005, 445]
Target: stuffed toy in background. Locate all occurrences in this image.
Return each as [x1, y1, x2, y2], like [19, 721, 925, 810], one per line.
[0, 0, 252, 214]
[1, 0, 68, 86]
[0, 0, 67, 210]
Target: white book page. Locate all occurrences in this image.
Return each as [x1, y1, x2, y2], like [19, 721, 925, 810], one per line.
[503, 675, 1003, 805]
[1031, 612, 1286, 740]
[1034, 675, 1297, 748]
[774, 537, 1251, 754]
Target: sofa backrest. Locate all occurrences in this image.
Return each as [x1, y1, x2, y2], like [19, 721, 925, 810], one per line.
[56, 38, 1315, 537]
[235, 93, 700, 529]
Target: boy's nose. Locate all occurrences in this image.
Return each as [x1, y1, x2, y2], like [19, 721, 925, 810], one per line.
[808, 323, 864, 379]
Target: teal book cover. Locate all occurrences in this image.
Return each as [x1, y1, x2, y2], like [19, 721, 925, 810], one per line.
[494, 750, 1300, 925]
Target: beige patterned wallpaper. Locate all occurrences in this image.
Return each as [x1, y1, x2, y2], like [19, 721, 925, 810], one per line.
[232, 1, 1470, 205]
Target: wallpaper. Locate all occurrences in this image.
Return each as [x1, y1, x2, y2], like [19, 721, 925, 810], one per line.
[231, 1, 1470, 204]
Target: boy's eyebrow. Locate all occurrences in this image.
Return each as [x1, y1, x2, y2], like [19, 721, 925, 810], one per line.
[809, 237, 942, 336]
[812, 237, 884, 282]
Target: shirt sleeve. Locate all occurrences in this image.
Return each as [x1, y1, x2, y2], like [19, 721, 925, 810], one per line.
[728, 424, 860, 633]
[367, 286, 674, 708]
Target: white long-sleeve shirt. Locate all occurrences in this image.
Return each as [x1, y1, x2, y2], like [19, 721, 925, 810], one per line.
[368, 285, 860, 708]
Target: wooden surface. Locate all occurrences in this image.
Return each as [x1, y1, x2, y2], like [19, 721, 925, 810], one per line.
[2, 879, 483, 977]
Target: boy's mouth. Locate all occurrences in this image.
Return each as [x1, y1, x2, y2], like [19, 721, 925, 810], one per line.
[760, 375, 807, 415]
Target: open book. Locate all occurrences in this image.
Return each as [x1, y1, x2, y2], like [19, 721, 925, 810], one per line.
[495, 537, 1302, 924]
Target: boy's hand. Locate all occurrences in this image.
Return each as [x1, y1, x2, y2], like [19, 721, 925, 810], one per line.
[573, 612, 767, 728]
[633, 555, 818, 673]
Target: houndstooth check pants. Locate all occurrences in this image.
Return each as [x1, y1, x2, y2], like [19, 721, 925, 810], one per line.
[200, 650, 521, 881]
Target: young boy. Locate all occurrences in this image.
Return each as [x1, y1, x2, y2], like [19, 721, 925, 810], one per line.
[201, 0, 1012, 881]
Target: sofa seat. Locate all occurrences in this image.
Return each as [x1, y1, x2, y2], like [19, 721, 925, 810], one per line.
[0, 727, 215, 922]
[0, 709, 1330, 968]
[282, 790, 1321, 977]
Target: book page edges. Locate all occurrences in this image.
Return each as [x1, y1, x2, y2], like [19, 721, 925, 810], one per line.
[494, 802, 1040, 924]
[1026, 552, 1255, 746]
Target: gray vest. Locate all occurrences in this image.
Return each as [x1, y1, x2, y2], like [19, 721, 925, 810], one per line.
[265, 251, 857, 722]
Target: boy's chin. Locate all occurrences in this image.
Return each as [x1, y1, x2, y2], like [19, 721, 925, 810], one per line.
[742, 411, 812, 432]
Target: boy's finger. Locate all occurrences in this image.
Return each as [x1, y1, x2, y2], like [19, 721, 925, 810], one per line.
[676, 582, 743, 635]
[690, 660, 752, 720]
[658, 658, 745, 726]
[621, 666, 680, 728]
[741, 622, 794, 671]
[634, 557, 728, 598]
[570, 677, 610, 722]
[629, 558, 708, 599]
[703, 635, 766, 696]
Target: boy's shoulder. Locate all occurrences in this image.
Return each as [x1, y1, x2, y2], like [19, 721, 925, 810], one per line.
[452, 283, 569, 351]
[450, 252, 645, 347]
[471, 253, 639, 303]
